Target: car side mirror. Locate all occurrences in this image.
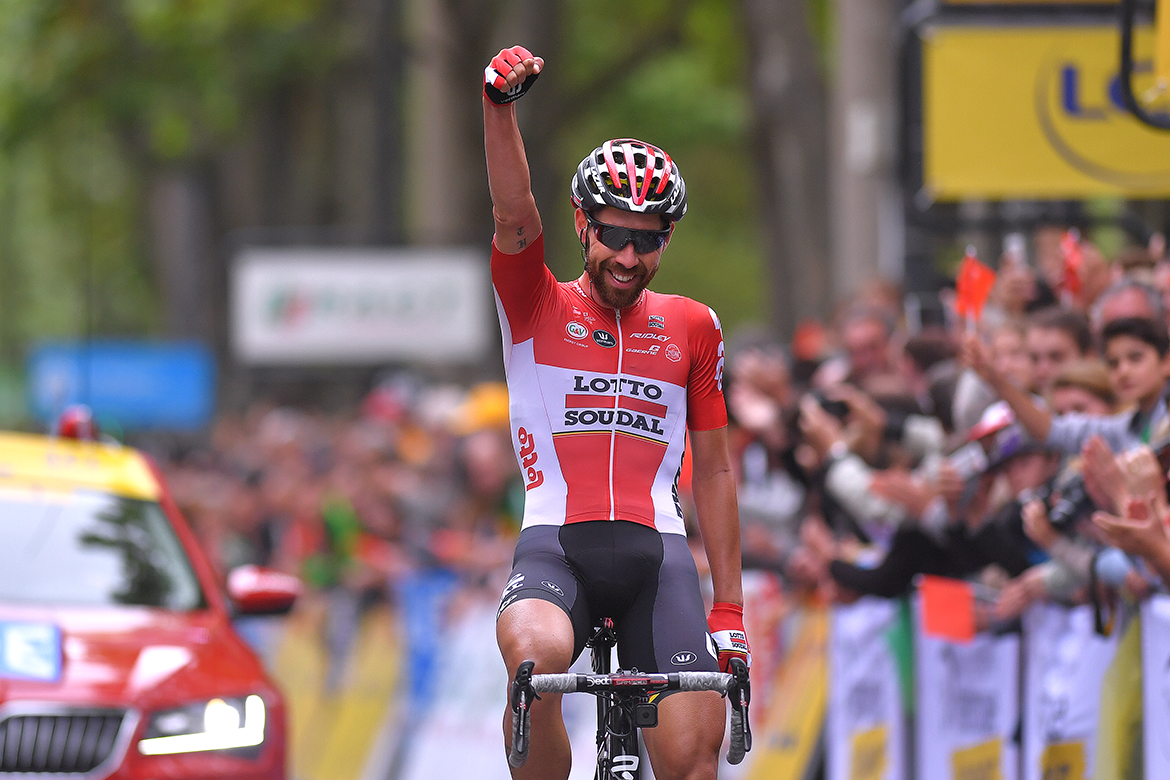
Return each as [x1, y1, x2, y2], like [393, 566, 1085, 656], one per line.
[227, 565, 301, 616]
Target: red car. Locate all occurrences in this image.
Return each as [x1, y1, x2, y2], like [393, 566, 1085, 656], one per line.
[0, 424, 299, 779]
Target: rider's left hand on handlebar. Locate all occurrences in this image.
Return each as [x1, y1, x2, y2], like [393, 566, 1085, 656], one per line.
[484, 45, 543, 105]
[708, 602, 751, 673]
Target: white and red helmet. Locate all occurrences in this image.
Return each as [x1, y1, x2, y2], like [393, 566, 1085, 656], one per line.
[570, 138, 687, 222]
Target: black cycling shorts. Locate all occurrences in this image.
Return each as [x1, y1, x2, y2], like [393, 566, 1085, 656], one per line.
[497, 520, 719, 674]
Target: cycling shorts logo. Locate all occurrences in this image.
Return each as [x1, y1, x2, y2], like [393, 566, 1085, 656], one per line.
[671, 651, 697, 666]
[541, 580, 564, 597]
[612, 754, 639, 780]
[593, 330, 617, 348]
[666, 344, 682, 362]
[503, 573, 525, 597]
[566, 321, 588, 339]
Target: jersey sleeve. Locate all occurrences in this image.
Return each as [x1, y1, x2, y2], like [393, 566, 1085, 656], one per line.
[685, 300, 728, 431]
[491, 233, 556, 344]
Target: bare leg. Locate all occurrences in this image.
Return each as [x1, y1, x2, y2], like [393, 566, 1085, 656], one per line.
[643, 690, 725, 780]
[497, 598, 576, 780]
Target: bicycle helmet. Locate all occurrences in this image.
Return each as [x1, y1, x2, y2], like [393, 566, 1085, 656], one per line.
[570, 138, 687, 222]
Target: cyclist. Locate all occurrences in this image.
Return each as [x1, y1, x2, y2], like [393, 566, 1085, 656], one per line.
[484, 46, 750, 780]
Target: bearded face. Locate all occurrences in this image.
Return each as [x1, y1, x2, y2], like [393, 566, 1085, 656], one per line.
[584, 251, 658, 309]
[578, 207, 667, 309]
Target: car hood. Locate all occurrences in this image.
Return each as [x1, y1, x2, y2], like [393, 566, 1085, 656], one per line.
[0, 605, 273, 709]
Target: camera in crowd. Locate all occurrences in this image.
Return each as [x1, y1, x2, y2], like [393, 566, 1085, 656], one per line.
[810, 390, 850, 420]
[1044, 468, 1096, 532]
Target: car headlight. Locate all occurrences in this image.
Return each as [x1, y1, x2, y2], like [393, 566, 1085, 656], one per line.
[138, 695, 266, 755]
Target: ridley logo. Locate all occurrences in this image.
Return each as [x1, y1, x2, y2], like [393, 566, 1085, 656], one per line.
[671, 651, 697, 666]
[566, 321, 588, 339]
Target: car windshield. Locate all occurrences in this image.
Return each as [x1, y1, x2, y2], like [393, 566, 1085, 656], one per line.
[0, 486, 206, 609]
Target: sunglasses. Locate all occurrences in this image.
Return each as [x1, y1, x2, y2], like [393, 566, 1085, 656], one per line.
[587, 216, 671, 254]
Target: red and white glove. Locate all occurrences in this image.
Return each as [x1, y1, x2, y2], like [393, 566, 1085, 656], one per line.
[708, 602, 751, 673]
[484, 46, 541, 105]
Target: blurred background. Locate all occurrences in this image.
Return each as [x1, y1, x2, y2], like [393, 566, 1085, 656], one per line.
[2, 1, 1170, 779]
[2, 0, 1163, 429]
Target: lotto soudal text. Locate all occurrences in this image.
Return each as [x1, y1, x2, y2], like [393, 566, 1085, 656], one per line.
[572, 375, 663, 399]
[564, 409, 665, 435]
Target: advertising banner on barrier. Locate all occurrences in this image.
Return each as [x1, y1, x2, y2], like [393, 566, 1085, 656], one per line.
[1021, 603, 1121, 780]
[827, 599, 905, 780]
[914, 599, 1020, 780]
[1142, 594, 1170, 780]
[922, 25, 1170, 199]
[231, 246, 490, 365]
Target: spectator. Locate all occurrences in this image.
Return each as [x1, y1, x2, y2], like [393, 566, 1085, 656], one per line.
[1047, 359, 1116, 416]
[815, 304, 899, 389]
[963, 316, 1170, 456]
[1025, 307, 1093, 394]
[1089, 278, 1167, 336]
[952, 318, 1034, 436]
[803, 423, 1058, 600]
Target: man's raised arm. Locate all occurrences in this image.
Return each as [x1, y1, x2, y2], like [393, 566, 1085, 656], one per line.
[483, 46, 543, 254]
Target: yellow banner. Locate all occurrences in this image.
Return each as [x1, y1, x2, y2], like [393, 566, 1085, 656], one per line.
[1041, 742, 1087, 780]
[850, 726, 888, 780]
[1158, 0, 1170, 90]
[923, 25, 1170, 199]
[951, 739, 1003, 780]
[746, 607, 828, 780]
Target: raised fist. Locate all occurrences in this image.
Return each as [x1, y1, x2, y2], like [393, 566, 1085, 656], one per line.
[484, 45, 543, 105]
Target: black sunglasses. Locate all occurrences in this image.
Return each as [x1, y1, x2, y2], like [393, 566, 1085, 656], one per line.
[587, 216, 670, 254]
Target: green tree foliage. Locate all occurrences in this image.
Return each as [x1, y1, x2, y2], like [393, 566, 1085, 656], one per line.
[0, 0, 767, 381]
[0, 0, 338, 358]
[547, 0, 764, 330]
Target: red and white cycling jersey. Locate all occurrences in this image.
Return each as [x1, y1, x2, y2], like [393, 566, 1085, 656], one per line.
[492, 234, 728, 537]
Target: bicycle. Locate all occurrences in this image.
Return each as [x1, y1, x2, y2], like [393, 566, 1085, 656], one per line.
[508, 617, 752, 779]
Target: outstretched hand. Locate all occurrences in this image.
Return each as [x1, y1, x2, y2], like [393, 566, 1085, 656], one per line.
[1092, 491, 1170, 557]
[1081, 436, 1126, 513]
[959, 332, 997, 386]
[484, 46, 544, 105]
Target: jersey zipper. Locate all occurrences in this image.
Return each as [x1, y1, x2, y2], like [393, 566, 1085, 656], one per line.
[609, 307, 623, 522]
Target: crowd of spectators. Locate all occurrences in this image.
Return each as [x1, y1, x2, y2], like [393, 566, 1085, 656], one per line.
[727, 224, 1170, 633]
[155, 222, 1170, 689]
[157, 376, 522, 689]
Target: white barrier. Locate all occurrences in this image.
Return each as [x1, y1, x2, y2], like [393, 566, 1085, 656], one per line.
[826, 598, 906, 780]
[913, 598, 1020, 780]
[1142, 594, 1170, 780]
[1021, 603, 1121, 780]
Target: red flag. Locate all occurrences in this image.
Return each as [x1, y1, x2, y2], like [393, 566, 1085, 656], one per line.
[920, 575, 975, 643]
[954, 246, 996, 321]
[1061, 228, 1083, 298]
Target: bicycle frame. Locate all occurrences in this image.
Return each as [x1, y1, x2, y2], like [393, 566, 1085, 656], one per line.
[588, 618, 645, 780]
